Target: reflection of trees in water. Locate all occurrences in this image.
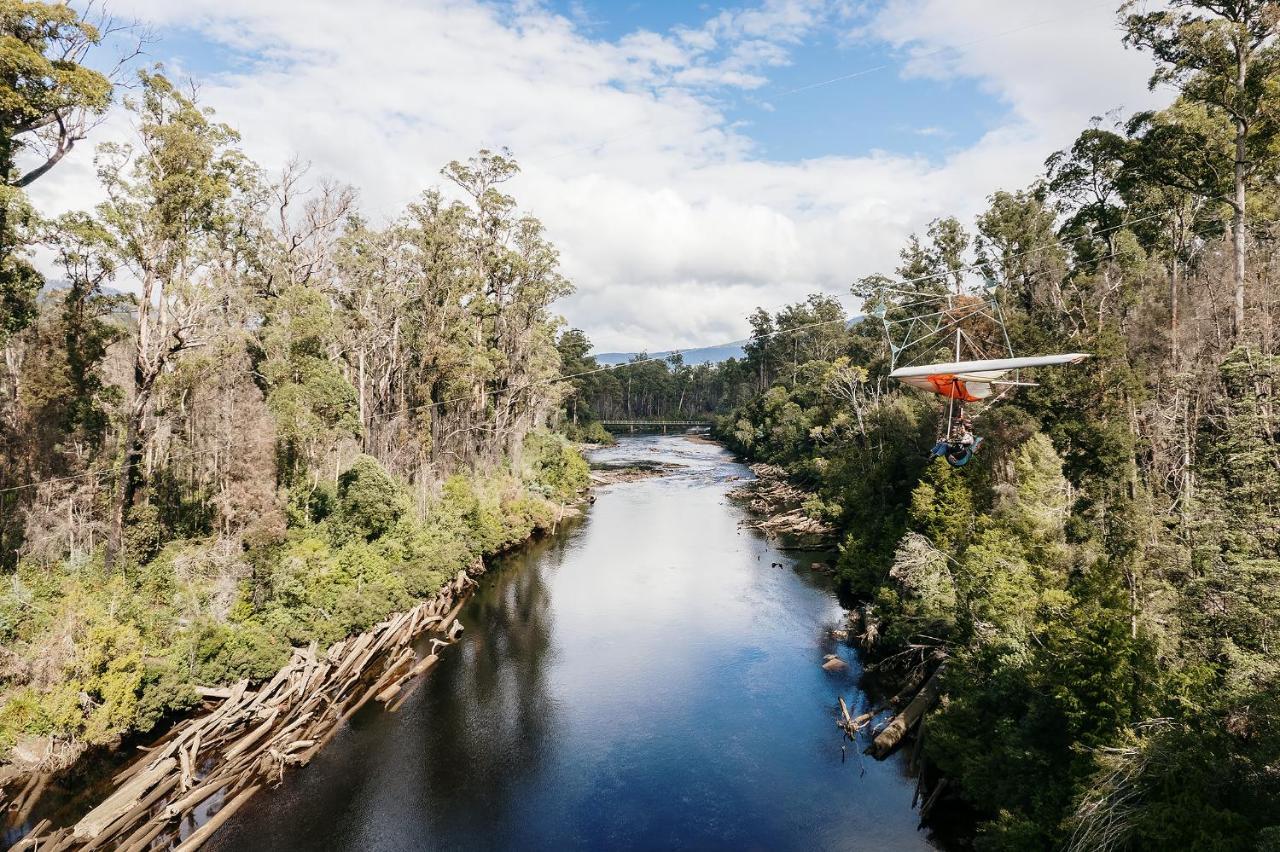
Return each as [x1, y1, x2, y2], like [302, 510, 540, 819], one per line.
[201, 534, 569, 851]
[416, 531, 564, 820]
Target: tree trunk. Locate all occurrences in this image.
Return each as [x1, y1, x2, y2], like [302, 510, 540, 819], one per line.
[868, 664, 945, 759]
[1170, 250, 1179, 366]
[1232, 49, 1248, 343]
[105, 392, 148, 570]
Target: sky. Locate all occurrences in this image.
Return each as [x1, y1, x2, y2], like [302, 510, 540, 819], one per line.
[26, 0, 1172, 353]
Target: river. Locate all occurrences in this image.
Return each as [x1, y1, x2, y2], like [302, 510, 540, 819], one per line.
[205, 434, 934, 851]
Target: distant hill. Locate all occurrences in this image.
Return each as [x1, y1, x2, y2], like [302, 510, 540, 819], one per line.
[594, 340, 747, 367]
[594, 317, 865, 367]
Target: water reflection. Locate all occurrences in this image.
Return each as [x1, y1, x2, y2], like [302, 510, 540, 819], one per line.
[208, 436, 933, 851]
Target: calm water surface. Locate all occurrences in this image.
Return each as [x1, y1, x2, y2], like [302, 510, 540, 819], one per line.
[207, 435, 933, 851]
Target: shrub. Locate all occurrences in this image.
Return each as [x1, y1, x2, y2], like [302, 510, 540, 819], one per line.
[337, 455, 406, 540]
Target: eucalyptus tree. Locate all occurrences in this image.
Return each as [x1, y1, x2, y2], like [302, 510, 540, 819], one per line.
[1123, 0, 1280, 342]
[555, 328, 598, 426]
[441, 150, 571, 466]
[1044, 124, 1132, 263]
[0, 0, 138, 344]
[94, 71, 254, 567]
[975, 189, 1067, 319]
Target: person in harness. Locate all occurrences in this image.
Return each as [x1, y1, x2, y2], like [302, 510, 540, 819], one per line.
[930, 406, 983, 467]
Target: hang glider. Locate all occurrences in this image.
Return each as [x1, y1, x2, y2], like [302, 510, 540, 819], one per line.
[890, 353, 1091, 402]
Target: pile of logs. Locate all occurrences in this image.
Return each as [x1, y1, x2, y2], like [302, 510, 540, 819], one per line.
[730, 464, 834, 542]
[8, 569, 480, 852]
[835, 657, 946, 760]
[835, 655, 949, 823]
[865, 664, 946, 759]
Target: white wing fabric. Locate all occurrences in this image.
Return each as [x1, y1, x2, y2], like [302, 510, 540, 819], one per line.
[889, 354, 1090, 401]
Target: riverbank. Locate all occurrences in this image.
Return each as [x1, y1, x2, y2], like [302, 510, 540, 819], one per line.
[728, 463, 836, 545]
[7, 568, 484, 851]
[724, 456, 947, 830]
[201, 434, 933, 851]
[1, 436, 595, 849]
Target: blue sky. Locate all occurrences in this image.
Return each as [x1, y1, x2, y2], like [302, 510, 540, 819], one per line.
[137, 0, 999, 164]
[546, 0, 998, 162]
[44, 0, 1166, 352]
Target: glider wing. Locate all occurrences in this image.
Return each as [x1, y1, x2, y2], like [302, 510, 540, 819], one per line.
[889, 353, 1091, 402]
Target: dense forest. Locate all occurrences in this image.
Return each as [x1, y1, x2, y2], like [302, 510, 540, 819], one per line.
[551, 296, 849, 439]
[4, 1, 1280, 849]
[0, 5, 587, 779]
[600, 2, 1280, 848]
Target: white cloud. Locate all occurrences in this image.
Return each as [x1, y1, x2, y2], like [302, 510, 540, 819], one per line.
[24, 0, 1171, 352]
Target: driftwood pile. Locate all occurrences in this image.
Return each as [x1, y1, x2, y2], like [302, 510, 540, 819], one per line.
[834, 606, 950, 824]
[9, 568, 480, 852]
[730, 464, 834, 542]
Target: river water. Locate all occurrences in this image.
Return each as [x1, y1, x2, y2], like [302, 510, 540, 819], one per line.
[206, 435, 933, 851]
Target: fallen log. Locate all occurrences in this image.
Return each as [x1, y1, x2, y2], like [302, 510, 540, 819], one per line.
[10, 818, 51, 852]
[19, 564, 486, 851]
[888, 662, 931, 709]
[919, 777, 948, 824]
[172, 785, 260, 852]
[117, 817, 168, 852]
[162, 773, 232, 820]
[223, 708, 280, 762]
[385, 654, 441, 713]
[868, 665, 946, 759]
[371, 648, 418, 703]
[81, 773, 179, 851]
[836, 697, 877, 740]
[44, 827, 77, 852]
[837, 697, 855, 737]
[73, 756, 177, 839]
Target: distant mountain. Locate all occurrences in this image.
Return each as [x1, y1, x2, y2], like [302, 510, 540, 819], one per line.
[594, 316, 865, 368]
[594, 340, 747, 367]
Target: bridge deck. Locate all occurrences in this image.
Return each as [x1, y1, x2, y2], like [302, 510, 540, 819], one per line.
[599, 420, 709, 425]
[598, 420, 711, 429]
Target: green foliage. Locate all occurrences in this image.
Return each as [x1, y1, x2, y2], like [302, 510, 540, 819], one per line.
[182, 620, 289, 685]
[337, 455, 406, 541]
[0, 0, 112, 345]
[909, 460, 975, 555]
[716, 240, 1277, 847]
[256, 285, 361, 481]
[560, 418, 614, 445]
[524, 429, 590, 500]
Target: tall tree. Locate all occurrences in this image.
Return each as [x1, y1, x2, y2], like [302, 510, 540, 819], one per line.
[1123, 0, 1280, 342]
[0, 1, 118, 344]
[95, 71, 250, 567]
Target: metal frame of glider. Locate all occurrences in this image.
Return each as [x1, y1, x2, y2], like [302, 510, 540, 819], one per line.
[864, 277, 1092, 458]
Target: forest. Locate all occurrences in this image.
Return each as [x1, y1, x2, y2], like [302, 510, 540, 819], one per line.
[0, 4, 587, 782]
[582, 2, 1280, 848]
[3, 0, 1280, 849]
[554, 296, 851, 437]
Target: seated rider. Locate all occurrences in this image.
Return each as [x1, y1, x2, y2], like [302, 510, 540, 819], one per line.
[930, 409, 983, 467]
